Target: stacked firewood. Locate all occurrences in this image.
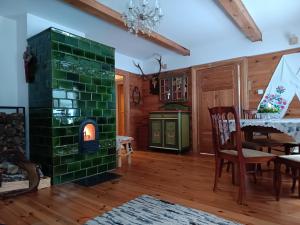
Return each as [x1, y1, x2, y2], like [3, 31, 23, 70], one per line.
[0, 113, 25, 160]
[0, 112, 40, 198]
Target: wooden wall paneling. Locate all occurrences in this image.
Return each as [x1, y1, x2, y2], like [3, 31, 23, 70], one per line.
[141, 68, 193, 150]
[191, 68, 198, 152]
[193, 58, 247, 154]
[128, 74, 145, 149]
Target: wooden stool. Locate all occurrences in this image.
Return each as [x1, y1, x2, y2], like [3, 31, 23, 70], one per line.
[116, 136, 134, 167]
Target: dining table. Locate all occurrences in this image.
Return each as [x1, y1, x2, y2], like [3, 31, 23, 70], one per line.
[228, 118, 300, 143]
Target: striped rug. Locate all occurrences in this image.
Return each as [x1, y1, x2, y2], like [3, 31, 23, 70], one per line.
[85, 195, 242, 225]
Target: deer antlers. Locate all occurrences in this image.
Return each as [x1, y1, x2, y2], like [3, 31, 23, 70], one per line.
[133, 56, 163, 80]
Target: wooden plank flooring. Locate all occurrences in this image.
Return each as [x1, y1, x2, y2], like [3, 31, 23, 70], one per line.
[1, 151, 300, 225]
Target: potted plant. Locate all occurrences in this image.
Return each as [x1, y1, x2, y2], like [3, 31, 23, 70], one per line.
[257, 103, 280, 119]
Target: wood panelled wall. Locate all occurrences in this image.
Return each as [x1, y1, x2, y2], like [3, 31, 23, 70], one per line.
[119, 47, 300, 151]
[248, 48, 300, 117]
[140, 68, 192, 149]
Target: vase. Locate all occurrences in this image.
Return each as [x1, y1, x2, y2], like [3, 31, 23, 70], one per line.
[257, 113, 280, 119]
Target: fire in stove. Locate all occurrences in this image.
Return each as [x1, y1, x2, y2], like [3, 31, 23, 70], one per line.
[79, 119, 99, 153]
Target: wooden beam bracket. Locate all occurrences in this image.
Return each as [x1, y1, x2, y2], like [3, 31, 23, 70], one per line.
[218, 0, 262, 42]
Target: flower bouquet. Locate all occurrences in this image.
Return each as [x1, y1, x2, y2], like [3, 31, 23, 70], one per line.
[257, 103, 280, 119]
[257, 86, 286, 119]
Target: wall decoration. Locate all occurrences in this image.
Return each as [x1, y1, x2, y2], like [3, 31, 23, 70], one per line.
[133, 56, 163, 95]
[132, 86, 141, 105]
[150, 75, 159, 95]
[258, 52, 300, 118]
[23, 46, 36, 83]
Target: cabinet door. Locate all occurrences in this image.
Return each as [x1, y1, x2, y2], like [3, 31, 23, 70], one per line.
[164, 119, 178, 149]
[149, 120, 163, 147]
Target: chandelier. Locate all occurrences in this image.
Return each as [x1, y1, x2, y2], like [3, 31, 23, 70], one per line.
[122, 0, 163, 35]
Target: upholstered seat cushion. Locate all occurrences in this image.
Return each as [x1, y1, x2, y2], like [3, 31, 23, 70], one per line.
[279, 155, 300, 163]
[220, 148, 276, 158]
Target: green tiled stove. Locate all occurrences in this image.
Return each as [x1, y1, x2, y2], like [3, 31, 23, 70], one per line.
[28, 28, 116, 184]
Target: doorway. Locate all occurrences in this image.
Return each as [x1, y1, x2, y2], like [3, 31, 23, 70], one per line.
[192, 59, 247, 154]
[115, 75, 125, 136]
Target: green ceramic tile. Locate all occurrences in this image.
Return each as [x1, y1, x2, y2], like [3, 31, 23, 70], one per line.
[87, 166, 97, 176]
[92, 78, 101, 85]
[61, 154, 76, 164]
[92, 109, 102, 117]
[65, 36, 78, 47]
[85, 51, 95, 60]
[81, 159, 92, 169]
[53, 164, 67, 175]
[80, 75, 92, 84]
[68, 162, 81, 172]
[98, 164, 107, 173]
[67, 91, 79, 100]
[61, 172, 74, 183]
[59, 43, 72, 53]
[58, 80, 73, 90]
[53, 176, 61, 184]
[80, 92, 91, 100]
[92, 157, 102, 166]
[87, 101, 96, 108]
[74, 169, 86, 179]
[73, 48, 84, 57]
[95, 54, 105, 62]
[92, 93, 102, 101]
[73, 82, 86, 92]
[67, 73, 79, 82]
[59, 99, 73, 108]
[86, 84, 96, 92]
[78, 39, 90, 51]
[29, 28, 116, 184]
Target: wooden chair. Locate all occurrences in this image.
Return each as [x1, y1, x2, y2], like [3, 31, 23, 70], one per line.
[209, 106, 277, 204]
[275, 155, 300, 200]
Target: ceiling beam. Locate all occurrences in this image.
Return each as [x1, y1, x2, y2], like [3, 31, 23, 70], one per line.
[217, 0, 262, 42]
[63, 0, 190, 56]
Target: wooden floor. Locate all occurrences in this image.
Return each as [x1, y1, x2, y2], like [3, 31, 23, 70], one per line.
[1, 151, 300, 225]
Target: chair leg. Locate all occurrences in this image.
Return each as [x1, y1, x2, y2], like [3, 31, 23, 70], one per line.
[267, 147, 272, 167]
[231, 163, 235, 185]
[291, 168, 297, 193]
[226, 161, 231, 172]
[298, 170, 300, 199]
[238, 164, 246, 204]
[219, 159, 224, 177]
[257, 163, 262, 176]
[213, 158, 221, 192]
[275, 162, 282, 201]
[285, 146, 291, 174]
[252, 164, 257, 184]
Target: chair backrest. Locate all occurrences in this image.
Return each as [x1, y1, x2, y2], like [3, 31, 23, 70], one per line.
[243, 109, 258, 119]
[208, 106, 244, 158]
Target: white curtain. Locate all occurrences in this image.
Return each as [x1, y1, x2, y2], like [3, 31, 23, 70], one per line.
[258, 53, 300, 118]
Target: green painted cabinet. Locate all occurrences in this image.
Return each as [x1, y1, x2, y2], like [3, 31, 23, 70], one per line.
[149, 111, 190, 152]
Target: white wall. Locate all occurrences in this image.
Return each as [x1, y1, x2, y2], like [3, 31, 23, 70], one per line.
[143, 24, 300, 73]
[27, 14, 85, 38]
[115, 52, 143, 74]
[0, 16, 18, 106]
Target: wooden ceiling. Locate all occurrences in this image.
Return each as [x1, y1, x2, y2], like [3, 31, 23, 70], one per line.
[64, 0, 190, 56]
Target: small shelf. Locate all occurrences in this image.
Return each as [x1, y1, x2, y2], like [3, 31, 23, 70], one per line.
[159, 75, 188, 102]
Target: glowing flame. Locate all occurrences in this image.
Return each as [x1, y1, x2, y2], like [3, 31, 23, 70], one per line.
[83, 124, 95, 141]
